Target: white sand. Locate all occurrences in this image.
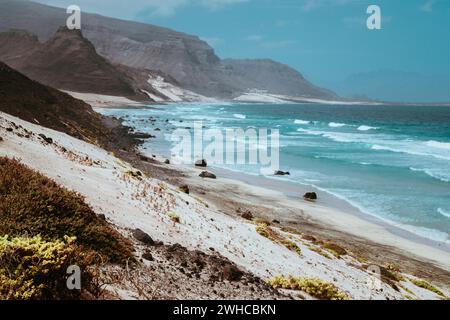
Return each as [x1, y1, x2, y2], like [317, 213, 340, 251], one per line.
[147, 75, 218, 103]
[234, 90, 382, 105]
[63, 91, 146, 108]
[0, 111, 448, 300]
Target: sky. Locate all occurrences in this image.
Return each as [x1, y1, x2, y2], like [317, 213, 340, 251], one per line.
[35, 0, 450, 101]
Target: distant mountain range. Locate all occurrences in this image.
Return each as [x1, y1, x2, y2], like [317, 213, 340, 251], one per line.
[0, 0, 338, 101]
[330, 70, 450, 103]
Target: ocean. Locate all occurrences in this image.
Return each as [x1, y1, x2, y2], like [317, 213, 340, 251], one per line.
[98, 103, 450, 244]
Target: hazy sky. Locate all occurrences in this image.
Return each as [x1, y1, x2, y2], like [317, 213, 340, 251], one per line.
[35, 0, 450, 100]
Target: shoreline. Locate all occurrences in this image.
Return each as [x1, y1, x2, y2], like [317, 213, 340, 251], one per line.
[213, 166, 450, 253]
[150, 157, 450, 272]
[108, 100, 450, 275]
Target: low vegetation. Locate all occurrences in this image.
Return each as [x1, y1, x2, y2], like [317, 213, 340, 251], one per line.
[409, 278, 446, 298]
[268, 276, 350, 300]
[256, 224, 302, 256]
[0, 157, 134, 299]
[0, 235, 96, 300]
[167, 211, 181, 223]
[321, 242, 347, 258]
[0, 157, 132, 263]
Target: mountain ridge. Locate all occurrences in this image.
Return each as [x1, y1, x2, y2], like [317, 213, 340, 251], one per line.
[0, 0, 338, 100]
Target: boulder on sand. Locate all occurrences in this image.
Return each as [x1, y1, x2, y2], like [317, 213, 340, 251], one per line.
[195, 159, 208, 167]
[303, 192, 318, 201]
[179, 185, 190, 194]
[241, 210, 253, 221]
[199, 171, 216, 179]
[274, 170, 290, 176]
[132, 228, 155, 246]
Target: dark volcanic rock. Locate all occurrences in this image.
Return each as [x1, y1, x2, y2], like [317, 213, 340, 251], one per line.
[132, 228, 155, 246]
[195, 159, 208, 167]
[142, 251, 154, 261]
[179, 185, 190, 194]
[221, 265, 244, 282]
[241, 211, 254, 221]
[38, 133, 53, 144]
[304, 192, 318, 201]
[274, 170, 290, 176]
[199, 171, 216, 179]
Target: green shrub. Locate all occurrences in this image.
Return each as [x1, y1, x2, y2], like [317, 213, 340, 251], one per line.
[0, 157, 133, 263]
[0, 235, 96, 300]
[268, 276, 350, 300]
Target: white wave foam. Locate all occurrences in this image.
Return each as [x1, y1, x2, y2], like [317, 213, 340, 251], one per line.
[296, 128, 323, 135]
[372, 144, 450, 161]
[329, 122, 346, 128]
[425, 140, 450, 150]
[438, 208, 450, 219]
[410, 167, 450, 183]
[233, 114, 246, 119]
[358, 125, 378, 131]
[294, 119, 310, 125]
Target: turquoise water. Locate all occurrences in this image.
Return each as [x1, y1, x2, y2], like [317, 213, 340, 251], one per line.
[98, 103, 450, 244]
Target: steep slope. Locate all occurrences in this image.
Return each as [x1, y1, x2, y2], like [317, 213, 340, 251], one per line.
[0, 61, 109, 141]
[0, 0, 338, 100]
[0, 27, 150, 99]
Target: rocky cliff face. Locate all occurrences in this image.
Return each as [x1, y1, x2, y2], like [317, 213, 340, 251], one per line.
[0, 27, 155, 99]
[0, 0, 338, 100]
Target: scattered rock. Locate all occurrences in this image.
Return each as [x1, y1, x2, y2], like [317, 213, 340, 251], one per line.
[195, 159, 208, 167]
[155, 128, 161, 131]
[274, 170, 290, 176]
[302, 234, 317, 243]
[97, 214, 106, 221]
[164, 159, 170, 164]
[38, 133, 53, 144]
[199, 171, 216, 179]
[179, 185, 190, 194]
[221, 265, 244, 282]
[241, 211, 254, 221]
[303, 192, 318, 201]
[6, 128, 13, 132]
[272, 219, 281, 224]
[142, 251, 154, 261]
[132, 229, 155, 246]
